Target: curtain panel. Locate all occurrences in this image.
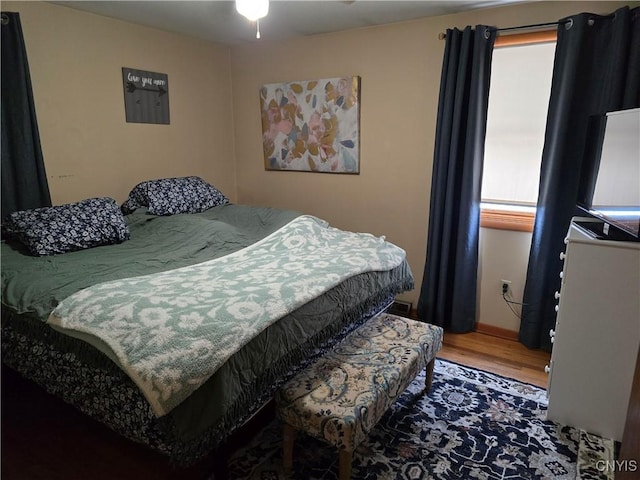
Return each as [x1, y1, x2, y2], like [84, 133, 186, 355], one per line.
[1, 11, 51, 219]
[417, 26, 495, 332]
[519, 6, 640, 350]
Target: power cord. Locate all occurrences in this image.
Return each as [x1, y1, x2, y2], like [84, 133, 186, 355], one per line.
[502, 287, 528, 319]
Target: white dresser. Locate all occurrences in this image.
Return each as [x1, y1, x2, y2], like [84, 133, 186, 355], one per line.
[546, 218, 640, 441]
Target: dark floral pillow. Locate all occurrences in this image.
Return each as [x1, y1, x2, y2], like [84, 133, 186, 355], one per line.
[3, 197, 130, 256]
[121, 176, 229, 215]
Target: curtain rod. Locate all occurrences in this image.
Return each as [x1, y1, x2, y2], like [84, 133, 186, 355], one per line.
[438, 19, 572, 40]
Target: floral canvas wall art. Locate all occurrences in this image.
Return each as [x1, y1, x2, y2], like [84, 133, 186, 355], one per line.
[261, 76, 360, 174]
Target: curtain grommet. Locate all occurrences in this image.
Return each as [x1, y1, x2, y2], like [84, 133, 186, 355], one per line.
[565, 18, 574, 30]
[1, 14, 9, 26]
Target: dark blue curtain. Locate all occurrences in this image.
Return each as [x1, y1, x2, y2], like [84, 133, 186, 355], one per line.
[417, 26, 495, 332]
[519, 6, 640, 350]
[1, 12, 51, 219]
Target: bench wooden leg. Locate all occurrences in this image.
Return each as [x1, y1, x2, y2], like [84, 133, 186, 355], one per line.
[425, 358, 435, 392]
[283, 423, 296, 475]
[338, 448, 352, 480]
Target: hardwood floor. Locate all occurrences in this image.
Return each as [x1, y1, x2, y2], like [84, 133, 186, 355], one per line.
[438, 330, 551, 388]
[1, 331, 551, 479]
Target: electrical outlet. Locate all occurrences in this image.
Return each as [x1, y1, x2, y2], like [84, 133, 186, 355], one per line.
[501, 279, 511, 294]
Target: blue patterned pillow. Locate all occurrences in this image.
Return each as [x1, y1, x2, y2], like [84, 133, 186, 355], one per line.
[121, 176, 229, 215]
[3, 197, 130, 256]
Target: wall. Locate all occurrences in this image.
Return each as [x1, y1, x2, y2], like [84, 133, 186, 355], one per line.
[478, 228, 533, 333]
[5, 1, 633, 334]
[3, 1, 236, 205]
[230, 1, 632, 333]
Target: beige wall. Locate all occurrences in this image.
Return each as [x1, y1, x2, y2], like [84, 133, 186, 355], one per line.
[5, 1, 633, 332]
[230, 1, 632, 329]
[4, 1, 237, 205]
[478, 228, 533, 332]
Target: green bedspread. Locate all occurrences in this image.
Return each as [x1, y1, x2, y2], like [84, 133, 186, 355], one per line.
[47, 215, 406, 416]
[2, 205, 299, 321]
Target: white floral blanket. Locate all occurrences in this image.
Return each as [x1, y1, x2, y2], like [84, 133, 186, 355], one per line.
[47, 216, 406, 417]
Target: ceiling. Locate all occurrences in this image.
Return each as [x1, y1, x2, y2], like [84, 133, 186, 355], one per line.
[52, 1, 525, 46]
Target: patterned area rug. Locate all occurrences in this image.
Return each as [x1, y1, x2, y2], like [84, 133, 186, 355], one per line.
[227, 359, 612, 479]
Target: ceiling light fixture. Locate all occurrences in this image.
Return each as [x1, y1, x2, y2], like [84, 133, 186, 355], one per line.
[235, 0, 269, 39]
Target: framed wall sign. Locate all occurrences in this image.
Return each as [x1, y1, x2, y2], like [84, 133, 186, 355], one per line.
[122, 67, 170, 124]
[260, 76, 361, 174]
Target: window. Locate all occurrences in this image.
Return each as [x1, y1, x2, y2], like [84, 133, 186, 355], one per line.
[481, 31, 557, 232]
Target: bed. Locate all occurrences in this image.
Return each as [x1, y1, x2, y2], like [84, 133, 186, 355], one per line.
[1, 182, 414, 466]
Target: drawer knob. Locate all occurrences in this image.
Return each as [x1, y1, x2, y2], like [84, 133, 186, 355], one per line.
[559, 251, 566, 260]
[555, 305, 559, 312]
[544, 365, 551, 374]
[559, 271, 564, 279]
[554, 291, 561, 299]
[549, 328, 555, 338]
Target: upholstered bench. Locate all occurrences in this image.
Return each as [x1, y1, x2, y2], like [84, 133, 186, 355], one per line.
[275, 312, 443, 480]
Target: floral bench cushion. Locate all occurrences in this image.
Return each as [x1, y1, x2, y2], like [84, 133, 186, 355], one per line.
[275, 313, 443, 452]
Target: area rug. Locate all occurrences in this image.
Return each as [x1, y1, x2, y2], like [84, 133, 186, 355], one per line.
[226, 358, 612, 479]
